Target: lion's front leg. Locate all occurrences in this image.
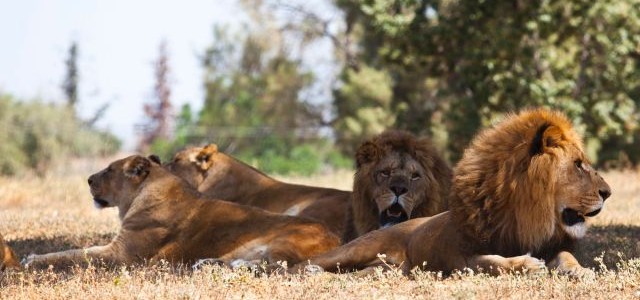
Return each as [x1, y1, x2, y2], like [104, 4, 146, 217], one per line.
[547, 251, 595, 279]
[23, 245, 124, 269]
[467, 254, 547, 276]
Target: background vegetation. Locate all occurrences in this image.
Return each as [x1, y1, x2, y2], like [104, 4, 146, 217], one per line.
[1, 170, 638, 298]
[142, 0, 640, 174]
[0, 93, 119, 176]
[3, 0, 640, 175]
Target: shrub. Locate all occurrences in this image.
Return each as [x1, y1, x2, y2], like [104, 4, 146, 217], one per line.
[0, 93, 120, 175]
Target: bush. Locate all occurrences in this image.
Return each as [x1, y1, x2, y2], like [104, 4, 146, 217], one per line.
[0, 93, 120, 175]
[228, 138, 353, 176]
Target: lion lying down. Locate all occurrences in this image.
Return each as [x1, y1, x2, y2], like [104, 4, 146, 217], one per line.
[165, 130, 451, 243]
[24, 155, 340, 269]
[291, 109, 611, 277]
[0, 233, 19, 270]
[165, 144, 353, 242]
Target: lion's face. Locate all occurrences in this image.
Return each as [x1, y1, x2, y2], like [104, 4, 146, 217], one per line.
[554, 146, 611, 239]
[87, 155, 154, 210]
[369, 151, 429, 228]
[353, 130, 450, 234]
[164, 144, 218, 188]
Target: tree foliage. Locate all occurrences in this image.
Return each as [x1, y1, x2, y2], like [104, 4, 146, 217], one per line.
[193, 25, 340, 175]
[331, 0, 640, 166]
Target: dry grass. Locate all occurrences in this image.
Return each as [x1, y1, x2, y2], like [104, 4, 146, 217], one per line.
[1, 167, 639, 299]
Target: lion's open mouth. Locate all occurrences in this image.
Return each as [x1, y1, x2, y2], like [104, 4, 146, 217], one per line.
[379, 202, 408, 228]
[562, 207, 602, 226]
[561, 208, 585, 226]
[93, 198, 109, 209]
[585, 208, 601, 217]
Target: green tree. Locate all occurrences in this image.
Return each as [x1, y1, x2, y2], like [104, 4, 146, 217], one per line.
[328, 0, 640, 165]
[196, 25, 329, 174]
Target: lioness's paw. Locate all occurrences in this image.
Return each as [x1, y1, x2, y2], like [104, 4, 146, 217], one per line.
[302, 264, 324, 275]
[22, 254, 51, 269]
[191, 258, 225, 270]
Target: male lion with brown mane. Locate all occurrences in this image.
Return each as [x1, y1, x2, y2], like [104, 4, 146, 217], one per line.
[164, 144, 352, 241]
[0, 234, 19, 270]
[291, 109, 611, 277]
[351, 130, 451, 237]
[23, 155, 340, 269]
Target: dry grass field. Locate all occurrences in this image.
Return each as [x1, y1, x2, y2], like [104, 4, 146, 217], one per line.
[0, 160, 639, 299]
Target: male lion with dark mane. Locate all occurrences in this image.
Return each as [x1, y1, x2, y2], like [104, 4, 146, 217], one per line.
[292, 109, 611, 277]
[351, 130, 451, 237]
[23, 155, 340, 269]
[164, 144, 352, 241]
[0, 234, 19, 270]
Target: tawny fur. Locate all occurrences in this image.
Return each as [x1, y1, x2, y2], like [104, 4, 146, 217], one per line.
[0, 234, 19, 270]
[351, 130, 451, 237]
[24, 155, 340, 269]
[165, 145, 353, 242]
[293, 109, 611, 277]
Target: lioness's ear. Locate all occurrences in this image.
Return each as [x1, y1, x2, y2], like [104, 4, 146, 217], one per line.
[124, 156, 151, 179]
[356, 141, 380, 168]
[148, 154, 162, 165]
[194, 144, 218, 170]
[530, 123, 564, 156]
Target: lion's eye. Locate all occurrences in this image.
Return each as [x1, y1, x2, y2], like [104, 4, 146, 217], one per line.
[574, 159, 584, 171]
[380, 170, 391, 177]
[411, 173, 421, 180]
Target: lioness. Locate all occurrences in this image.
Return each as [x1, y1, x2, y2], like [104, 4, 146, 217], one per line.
[24, 155, 340, 268]
[165, 144, 353, 241]
[292, 109, 611, 277]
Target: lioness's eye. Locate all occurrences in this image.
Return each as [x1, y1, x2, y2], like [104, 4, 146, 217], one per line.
[411, 173, 421, 180]
[380, 170, 391, 177]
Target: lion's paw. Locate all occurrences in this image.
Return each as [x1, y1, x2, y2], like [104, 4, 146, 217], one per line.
[557, 265, 596, 280]
[512, 254, 547, 276]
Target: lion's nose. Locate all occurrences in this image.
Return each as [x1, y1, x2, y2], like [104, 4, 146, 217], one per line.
[390, 185, 408, 197]
[599, 188, 611, 201]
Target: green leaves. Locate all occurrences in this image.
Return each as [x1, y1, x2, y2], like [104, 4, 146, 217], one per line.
[332, 0, 640, 166]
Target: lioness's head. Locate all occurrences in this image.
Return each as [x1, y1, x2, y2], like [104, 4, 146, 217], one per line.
[352, 130, 451, 235]
[88, 155, 160, 212]
[451, 109, 611, 253]
[164, 144, 219, 188]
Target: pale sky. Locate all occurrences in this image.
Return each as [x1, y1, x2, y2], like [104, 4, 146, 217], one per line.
[0, 0, 248, 149]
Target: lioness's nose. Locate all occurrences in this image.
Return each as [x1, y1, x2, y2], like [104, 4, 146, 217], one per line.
[88, 176, 94, 186]
[599, 188, 611, 201]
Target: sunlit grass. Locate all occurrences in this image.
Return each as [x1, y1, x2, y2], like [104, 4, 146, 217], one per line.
[0, 168, 639, 299]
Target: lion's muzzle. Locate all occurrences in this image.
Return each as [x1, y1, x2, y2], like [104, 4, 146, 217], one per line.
[379, 202, 408, 228]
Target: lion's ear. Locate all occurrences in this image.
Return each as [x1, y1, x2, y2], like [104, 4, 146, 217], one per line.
[530, 123, 564, 156]
[194, 144, 218, 170]
[124, 156, 152, 179]
[356, 141, 381, 168]
[148, 154, 162, 165]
